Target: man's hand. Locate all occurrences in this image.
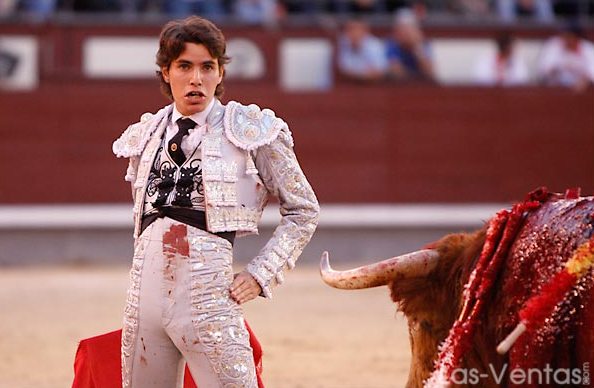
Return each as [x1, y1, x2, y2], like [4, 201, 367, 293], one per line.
[230, 271, 262, 304]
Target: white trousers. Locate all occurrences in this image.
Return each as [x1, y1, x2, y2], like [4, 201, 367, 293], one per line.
[121, 217, 257, 388]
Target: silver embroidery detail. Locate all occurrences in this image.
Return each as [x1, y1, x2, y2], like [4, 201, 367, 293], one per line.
[121, 233, 150, 388]
[188, 229, 257, 387]
[113, 105, 171, 158]
[223, 161, 238, 183]
[245, 126, 319, 298]
[207, 206, 260, 233]
[205, 136, 223, 157]
[223, 101, 288, 151]
[120, 100, 319, 301]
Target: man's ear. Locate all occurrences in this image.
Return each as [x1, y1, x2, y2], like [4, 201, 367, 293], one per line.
[161, 66, 170, 83]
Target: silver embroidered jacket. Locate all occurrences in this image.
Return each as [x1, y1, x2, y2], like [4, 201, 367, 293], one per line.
[113, 99, 320, 297]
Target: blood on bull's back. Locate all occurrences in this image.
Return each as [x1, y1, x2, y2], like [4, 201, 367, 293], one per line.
[320, 190, 594, 388]
[491, 195, 594, 386]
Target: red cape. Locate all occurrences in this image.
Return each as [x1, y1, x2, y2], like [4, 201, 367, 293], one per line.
[72, 321, 264, 388]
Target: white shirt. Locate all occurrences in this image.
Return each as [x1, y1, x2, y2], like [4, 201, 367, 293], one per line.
[538, 37, 594, 87]
[167, 98, 215, 157]
[473, 51, 530, 86]
[337, 34, 389, 76]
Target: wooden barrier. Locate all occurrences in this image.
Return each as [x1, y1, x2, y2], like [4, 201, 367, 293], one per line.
[0, 82, 592, 203]
[0, 23, 592, 203]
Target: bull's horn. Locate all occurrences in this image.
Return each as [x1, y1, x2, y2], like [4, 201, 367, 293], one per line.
[320, 249, 440, 290]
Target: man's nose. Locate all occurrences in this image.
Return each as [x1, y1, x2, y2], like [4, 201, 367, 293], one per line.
[190, 68, 202, 85]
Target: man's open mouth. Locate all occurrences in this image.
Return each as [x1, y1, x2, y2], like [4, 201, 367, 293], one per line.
[186, 91, 205, 97]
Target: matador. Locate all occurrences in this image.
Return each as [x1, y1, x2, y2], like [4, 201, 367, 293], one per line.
[112, 16, 319, 387]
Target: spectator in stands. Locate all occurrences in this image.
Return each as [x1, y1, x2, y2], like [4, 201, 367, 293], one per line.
[552, 0, 585, 19]
[278, 0, 316, 14]
[117, 0, 229, 16]
[472, 33, 530, 86]
[385, 0, 417, 13]
[0, 0, 18, 17]
[537, 23, 594, 91]
[337, 17, 388, 82]
[327, 0, 385, 14]
[496, 0, 554, 23]
[280, 0, 387, 14]
[385, 8, 434, 82]
[162, 0, 226, 19]
[453, 0, 491, 17]
[70, 0, 120, 12]
[234, 0, 281, 26]
[17, 0, 56, 19]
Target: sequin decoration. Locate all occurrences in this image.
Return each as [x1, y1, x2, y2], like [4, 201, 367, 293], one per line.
[113, 105, 171, 158]
[223, 101, 288, 151]
[120, 99, 319, 304]
[245, 125, 319, 298]
[121, 230, 153, 388]
[188, 228, 257, 387]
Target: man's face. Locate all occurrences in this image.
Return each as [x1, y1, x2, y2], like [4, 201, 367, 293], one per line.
[561, 32, 580, 52]
[162, 42, 223, 116]
[345, 21, 367, 48]
[394, 23, 420, 48]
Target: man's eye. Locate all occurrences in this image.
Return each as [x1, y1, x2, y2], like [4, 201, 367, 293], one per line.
[179, 63, 190, 69]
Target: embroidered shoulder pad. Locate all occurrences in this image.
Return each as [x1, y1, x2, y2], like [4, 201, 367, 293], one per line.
[223, 101, 290, 151]
[112, 106, 169, 158]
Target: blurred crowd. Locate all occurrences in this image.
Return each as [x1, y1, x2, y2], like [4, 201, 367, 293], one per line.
[0, 0, 592, 91]
[1, 0, 593, 23]
[337, 8, 594, 90]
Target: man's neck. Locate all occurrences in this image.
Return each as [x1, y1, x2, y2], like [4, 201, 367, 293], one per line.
[173, 98, 216, 126]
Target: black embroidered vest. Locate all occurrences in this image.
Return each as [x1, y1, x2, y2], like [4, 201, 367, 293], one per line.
[142, 136, 205, 218]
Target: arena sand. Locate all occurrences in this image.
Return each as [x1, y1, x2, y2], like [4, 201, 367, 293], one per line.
[0, 265, 411, 388]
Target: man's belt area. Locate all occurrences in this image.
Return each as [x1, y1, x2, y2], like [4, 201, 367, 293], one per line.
[141, 207, 236, 245]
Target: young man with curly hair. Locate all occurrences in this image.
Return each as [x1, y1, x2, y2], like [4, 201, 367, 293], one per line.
[113, 16, 319, 387]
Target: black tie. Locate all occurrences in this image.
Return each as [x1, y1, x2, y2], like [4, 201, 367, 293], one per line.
[169, 118, 196, 166]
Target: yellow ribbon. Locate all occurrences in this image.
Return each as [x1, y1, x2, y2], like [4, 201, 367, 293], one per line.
[565, 239, 594, 277]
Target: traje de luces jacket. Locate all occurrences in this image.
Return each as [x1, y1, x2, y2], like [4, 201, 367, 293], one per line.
[112, 99, 320, 298]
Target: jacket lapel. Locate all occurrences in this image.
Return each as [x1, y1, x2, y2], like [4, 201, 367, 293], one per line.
[132, 104, 173, 237]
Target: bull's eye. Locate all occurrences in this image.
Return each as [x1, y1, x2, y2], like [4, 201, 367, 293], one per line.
[420, 320, 433, 333]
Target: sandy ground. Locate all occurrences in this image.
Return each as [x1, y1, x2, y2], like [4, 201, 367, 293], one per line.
[0, 265, 411, 388]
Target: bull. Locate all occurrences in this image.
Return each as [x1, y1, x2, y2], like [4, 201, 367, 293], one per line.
[320, 189, 594, 387]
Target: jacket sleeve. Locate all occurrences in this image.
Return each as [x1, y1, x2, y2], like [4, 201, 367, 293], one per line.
[245, 126, 320, 298]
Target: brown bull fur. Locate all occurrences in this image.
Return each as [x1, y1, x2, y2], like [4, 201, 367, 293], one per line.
[390, 229, 489, 388]
[388, 194, 594, 388]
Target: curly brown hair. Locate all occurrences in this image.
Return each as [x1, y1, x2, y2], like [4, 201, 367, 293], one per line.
[156, 16, 230, 100]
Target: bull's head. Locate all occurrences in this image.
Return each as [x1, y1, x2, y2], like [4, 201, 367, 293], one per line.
[320, 230, 487, 388]
[321, 192, 594, 388]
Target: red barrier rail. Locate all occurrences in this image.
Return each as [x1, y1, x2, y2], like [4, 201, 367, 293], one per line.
[0, 82, 592, 203]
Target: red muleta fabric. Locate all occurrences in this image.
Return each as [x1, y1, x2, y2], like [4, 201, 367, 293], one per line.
[72, 320, 264, 388]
